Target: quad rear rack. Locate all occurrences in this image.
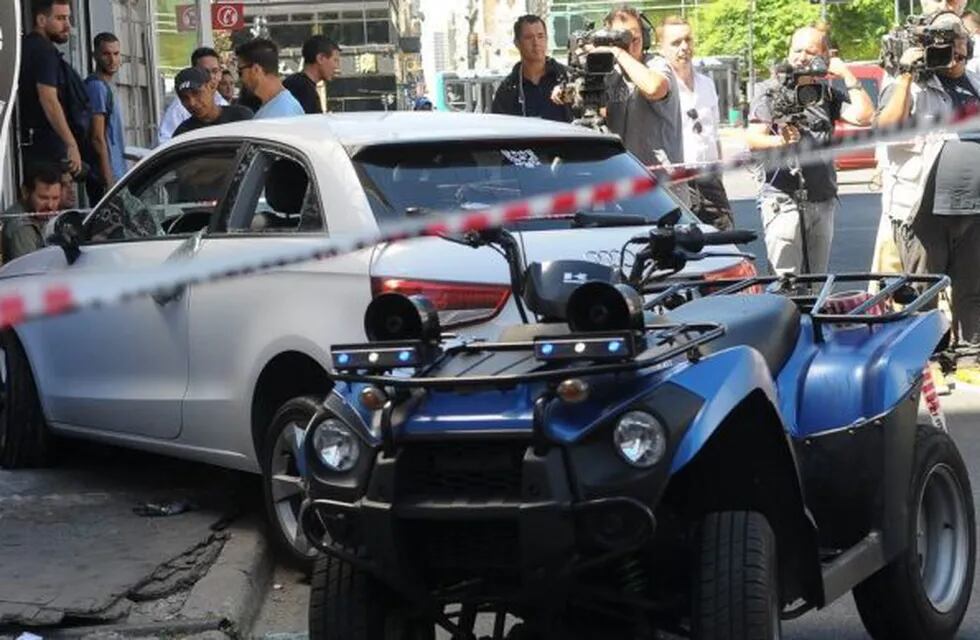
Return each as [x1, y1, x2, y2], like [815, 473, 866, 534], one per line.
[647, 273, 949, 343]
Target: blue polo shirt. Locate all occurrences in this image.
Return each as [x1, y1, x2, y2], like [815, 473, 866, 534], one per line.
[85, 75, 127, 180]
[255, 89, 304, 119]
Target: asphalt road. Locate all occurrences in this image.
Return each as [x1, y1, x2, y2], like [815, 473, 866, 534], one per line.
[782, 389, 980, 639]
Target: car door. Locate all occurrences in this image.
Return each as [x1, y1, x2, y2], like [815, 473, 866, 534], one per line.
[16, 140, 244, 439]
[180, 142, 374, 456]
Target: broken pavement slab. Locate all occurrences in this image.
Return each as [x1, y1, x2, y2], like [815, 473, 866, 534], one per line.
[0, 444, 272, 637]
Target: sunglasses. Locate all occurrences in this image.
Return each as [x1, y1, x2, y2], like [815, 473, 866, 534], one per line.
[686, 108, 703, 134]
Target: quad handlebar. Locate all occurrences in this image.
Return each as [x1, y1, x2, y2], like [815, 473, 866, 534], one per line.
[443, 215, 758, 323]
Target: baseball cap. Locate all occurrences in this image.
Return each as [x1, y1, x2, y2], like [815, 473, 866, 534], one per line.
[175, 67, 209, 94]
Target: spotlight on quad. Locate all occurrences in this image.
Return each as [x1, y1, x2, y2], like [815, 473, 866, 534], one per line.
[566, 282, 644, 334]
[364, 293, 441, 343]
[332, 294, 441, 372]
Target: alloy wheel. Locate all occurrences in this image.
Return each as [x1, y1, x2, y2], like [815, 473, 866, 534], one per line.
[270, 419, 317, 560]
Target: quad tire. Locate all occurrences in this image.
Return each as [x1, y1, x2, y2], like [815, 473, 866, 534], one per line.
[0, 332, 51, 469]
[309, 552, 434, 640]
[693, 511, 781, 640]
[261, 395, 324, 569]
[853, 425, 975, 640]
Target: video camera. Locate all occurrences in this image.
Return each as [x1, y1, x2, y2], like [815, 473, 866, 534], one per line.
[881, 12, 962, 78]
[766, 58, 831, 131]
[561, 24, 633, 129]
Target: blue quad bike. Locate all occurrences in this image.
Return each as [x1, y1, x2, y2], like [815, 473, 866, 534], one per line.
[298, 215, 976, 640]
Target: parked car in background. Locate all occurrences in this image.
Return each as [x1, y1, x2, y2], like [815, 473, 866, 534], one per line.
[0, 112, 748, 568]
[832, 63, 884, 171]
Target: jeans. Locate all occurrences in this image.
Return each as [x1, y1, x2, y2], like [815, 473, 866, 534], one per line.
[758, 193, 836, 275]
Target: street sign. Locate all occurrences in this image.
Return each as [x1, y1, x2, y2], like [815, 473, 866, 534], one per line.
[212, 3, 245, 31]
[176, 5, 199, 33]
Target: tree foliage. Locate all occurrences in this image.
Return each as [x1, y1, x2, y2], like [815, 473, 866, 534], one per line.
[694, 0, 898, 78]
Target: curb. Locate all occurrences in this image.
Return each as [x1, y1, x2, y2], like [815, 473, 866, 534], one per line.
[23, 518, 275, 640]
[178, 517, 275, 638]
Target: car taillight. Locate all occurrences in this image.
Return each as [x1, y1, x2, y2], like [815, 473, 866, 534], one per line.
[702, 259, 762, 294]
[371, 277, 512, 327]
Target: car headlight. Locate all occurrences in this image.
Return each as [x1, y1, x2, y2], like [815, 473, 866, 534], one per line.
[311, 418, 360, 472]
[613, 411, 667, 468]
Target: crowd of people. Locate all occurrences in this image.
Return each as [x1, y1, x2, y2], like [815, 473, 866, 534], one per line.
[5, 0, 345, 263]
[8, 0, 980, 367]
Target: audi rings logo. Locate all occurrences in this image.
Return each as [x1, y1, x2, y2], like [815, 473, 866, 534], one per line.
[585, 248, 636, 269]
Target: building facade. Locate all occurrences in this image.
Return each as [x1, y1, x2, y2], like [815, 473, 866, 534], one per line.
[239, 0, 422, 112]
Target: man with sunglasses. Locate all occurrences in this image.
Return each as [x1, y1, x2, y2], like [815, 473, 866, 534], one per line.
[157, 47, 228, 144]
[659, 16, 733, 230]
[236, 38, 304, 119]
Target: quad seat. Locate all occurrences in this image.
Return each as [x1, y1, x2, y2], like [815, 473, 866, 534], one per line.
[666, 294, 802, 374]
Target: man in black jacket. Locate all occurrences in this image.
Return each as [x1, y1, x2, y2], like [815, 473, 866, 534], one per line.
[491, 15, 572, 122]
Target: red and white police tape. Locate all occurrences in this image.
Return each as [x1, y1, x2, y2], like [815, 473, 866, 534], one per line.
[0, 175, 656, 329]
[2, 98, 980, 328]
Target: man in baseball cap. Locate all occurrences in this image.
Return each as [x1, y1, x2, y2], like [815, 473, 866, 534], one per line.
[172, 66, 253, 138]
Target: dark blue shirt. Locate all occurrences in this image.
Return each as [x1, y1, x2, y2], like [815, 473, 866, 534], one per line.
[18, 32, 62, 136]
[519, 75, 567, 122]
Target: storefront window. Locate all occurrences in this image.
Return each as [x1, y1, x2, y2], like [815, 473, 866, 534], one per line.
[341, 22, 366, 46]
[366, 21, 391, 44]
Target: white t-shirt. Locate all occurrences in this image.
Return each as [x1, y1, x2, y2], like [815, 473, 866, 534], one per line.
[677, 71, 721, 165]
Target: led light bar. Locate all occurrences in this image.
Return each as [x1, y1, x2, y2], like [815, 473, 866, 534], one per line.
[331, 341, 430, 371]
[534, 332, 636, 363]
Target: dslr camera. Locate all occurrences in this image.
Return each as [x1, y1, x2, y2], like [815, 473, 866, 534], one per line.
[766, 57, 831, 131]
[881, 13, 961, 78]
[561, 25, 632, 129]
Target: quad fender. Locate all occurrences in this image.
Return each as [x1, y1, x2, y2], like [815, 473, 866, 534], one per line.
[663, 347, 824, 607]
[667, 346, 780, 474]
[785, 310, 948, 437]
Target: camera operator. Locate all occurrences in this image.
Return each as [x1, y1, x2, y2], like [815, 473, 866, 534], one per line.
[597, 6, 679, 172]
[876, 12, 980, 347]
[491, 15, 572, 122]
[747, 27, 873, 275]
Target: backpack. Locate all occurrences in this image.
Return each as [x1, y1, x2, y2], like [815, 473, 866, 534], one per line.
[59, 56, 91, 143]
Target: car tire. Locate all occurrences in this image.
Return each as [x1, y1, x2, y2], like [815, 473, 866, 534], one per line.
[0, 332, 51, 469]
[692, 511, 781, 640]
[853, 425, 975, 640]
[261, 395, 323, 570]
[309, 552, 435, 640]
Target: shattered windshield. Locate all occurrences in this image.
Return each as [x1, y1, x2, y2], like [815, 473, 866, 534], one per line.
[353, 139, 696, 228]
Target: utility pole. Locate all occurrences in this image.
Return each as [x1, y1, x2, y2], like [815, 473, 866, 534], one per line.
[747, 0, 755, 100]
[466, 0, 478, 71]
[894, 0, 901, 23]
[196, 0, 213, 48]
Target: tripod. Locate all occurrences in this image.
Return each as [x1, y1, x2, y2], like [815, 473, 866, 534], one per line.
[790, 161, 813, 275]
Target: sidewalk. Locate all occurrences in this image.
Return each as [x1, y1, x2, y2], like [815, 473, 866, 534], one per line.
[0, 444, 273, 639]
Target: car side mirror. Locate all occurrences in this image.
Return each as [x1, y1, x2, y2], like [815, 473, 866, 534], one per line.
[44, 209, 86, 265]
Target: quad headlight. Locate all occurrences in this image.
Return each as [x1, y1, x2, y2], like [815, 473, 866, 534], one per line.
[613, 411, 667, 468]
[311, 418, 361, 472]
